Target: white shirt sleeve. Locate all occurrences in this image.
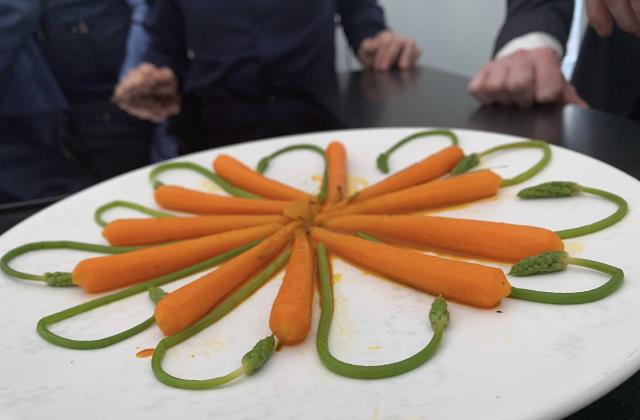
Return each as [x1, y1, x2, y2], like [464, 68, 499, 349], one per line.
[495, 32, 564, 59]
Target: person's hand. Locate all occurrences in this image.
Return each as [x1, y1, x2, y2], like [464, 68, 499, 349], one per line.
[358, 30, 421, 71]
[586, 0, 640, 37]
[113, 63, 181, 123]
[468, 47, 588, 107]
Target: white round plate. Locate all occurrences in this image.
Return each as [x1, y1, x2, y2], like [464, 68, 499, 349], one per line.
[1, 128, 639, 420]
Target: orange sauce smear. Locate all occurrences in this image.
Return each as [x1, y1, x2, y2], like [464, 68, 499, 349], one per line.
[136, 348, 155, 358]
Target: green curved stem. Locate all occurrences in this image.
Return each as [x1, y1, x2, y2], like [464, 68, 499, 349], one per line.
[95, 200, 174, 227]
[256, 144, 328, 203]
[555, 187, 628, 239]
[152, 249, 291, 389]
[509, 257, 624, 304]
[149, 161, 260, 199]
[35, 242, 257, 350]
[354, 231, 384, 243]
[315, 244, 447, 379]
[1, 241, 138, 284]
[377, 130, 459, 174]
[479, 140, 551, 187]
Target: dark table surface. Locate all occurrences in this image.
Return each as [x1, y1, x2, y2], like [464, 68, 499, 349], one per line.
[1, 66, 639, 418]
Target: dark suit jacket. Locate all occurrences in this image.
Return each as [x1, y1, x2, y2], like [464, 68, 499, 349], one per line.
[495, 0, 640, 118]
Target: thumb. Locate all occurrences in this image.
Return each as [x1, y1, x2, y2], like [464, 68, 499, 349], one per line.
[359, 37, 381, 54]
[562, 82, 589, 108]
[586, 0, 614, 36]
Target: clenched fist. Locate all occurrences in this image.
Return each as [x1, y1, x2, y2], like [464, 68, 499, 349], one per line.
[113, 63, 181, 123]
[358, 30, 421, 71]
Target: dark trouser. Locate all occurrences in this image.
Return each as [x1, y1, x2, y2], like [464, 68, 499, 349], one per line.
[0, 111, 93, 203]
[64, 102, 155, 181]
[0, 103, 154, 204]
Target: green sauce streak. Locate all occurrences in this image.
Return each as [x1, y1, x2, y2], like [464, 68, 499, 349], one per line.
[35, 242, 257, 350]
[1, 241, 138, 285]
[453, 140, 551, 187]
[149, 161, 260, 199]
[151, 250, 290, 389]
[256, 143, 328, 203]
[518, 182, 628, 239]
[508, 251, 624, 304]
[94, 200, 174, 227]
[376, 130, 459, 174]
[315, 244, 448, 379]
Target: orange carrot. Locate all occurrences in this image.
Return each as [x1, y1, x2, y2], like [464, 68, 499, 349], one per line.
[214, 154, 311, 201]
[323, 214, 564, 262]
[154, 185, 291, 215]
[352, 145, 464, 202]
[310, 227, 511, 308]
[102, 215, 289, 246]
[73, 224, 282, 293]
[155, 222, 302, 336]
[316, 169, 502, 222]
[269, 231, 315, 345]
[323, 142, 347, 210]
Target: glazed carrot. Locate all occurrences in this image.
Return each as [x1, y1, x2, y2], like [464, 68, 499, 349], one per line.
[214, 154, 311, 201]
[316, 169, 502, 223]
[72, 224, 282, 293]
[269, 231, 315, 345]
[352, 146, 464, 203]
[310, 227, 510, 308]
[155, 222, 302, 336]
[323, 142, 347, 210]
[102, 215, 289, 246]
[154, 185, 290, 215]
[323, 214, 564, 262]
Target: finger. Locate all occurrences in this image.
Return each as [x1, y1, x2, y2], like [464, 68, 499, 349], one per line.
[153, 68, 179, 95]
[374, 40, 403, 71]
[482, 60, 512, 105]
[398, 41, 418, 69]
[562, 83, 589, 108]
[468, 65, 492, 104]
[632, 0, 640, 33]
[359, 37, 380, 54]
[504, 51, 535, 107]
[358, 39, 377, 68]
[587, 0, 614, 36]
[532, 48, 564, 103]
[119, 65, 158, 101]
[605, 0, 640, 34]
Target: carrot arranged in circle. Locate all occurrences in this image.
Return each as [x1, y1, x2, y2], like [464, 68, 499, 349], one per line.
[72, 224, 282, 293]
[269, 231, 315, 345]
[310, 227, 511, 308]
[155, 222, 302, 336]
[154, 185, 291, 215]
[102, 215, 289, 246]
[351, 146, 464, 203]
[323, 142, 348, 210]
[316, 169, 502, 222]
[214, 154, 311, 201]
[323, 214, 564, 263]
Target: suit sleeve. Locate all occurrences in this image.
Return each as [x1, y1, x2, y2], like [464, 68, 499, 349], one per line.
[142, 0, 188, 83]
[494, 0, 574, 55]
[0, 0, 40, 88]
[337, 0, 387, 53]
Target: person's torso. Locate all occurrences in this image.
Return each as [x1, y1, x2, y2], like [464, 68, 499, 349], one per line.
[36, 0, 131, 104]
[176, 0, 337, 94]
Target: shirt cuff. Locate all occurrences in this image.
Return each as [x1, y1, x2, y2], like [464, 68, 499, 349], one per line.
[495, 32, 564, 59]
